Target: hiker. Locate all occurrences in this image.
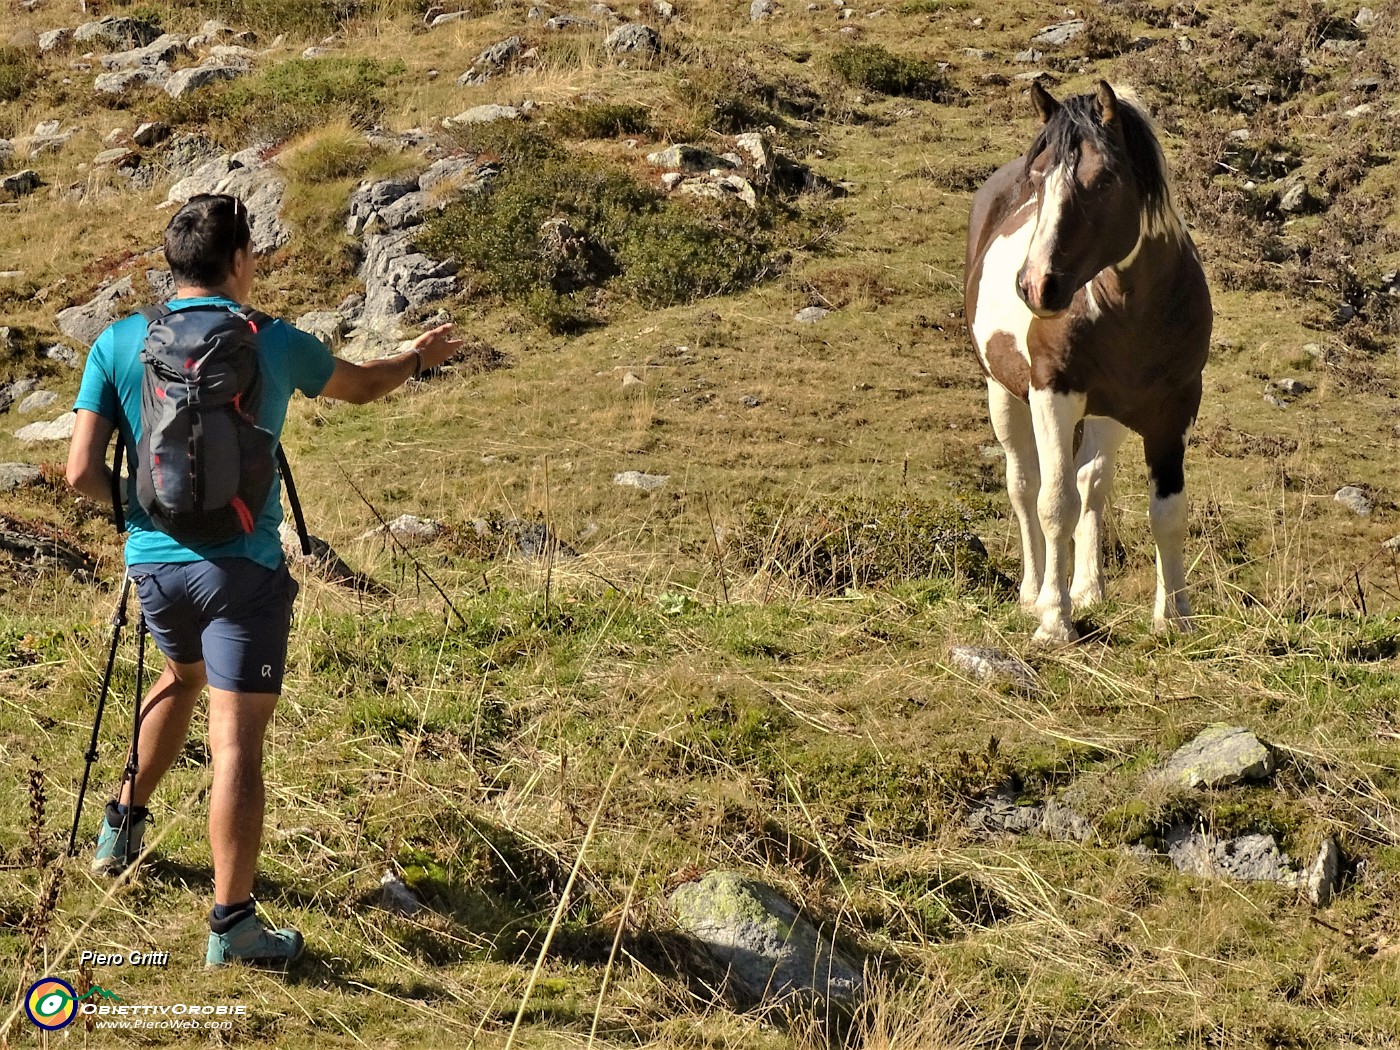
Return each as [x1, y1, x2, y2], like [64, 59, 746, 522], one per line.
[64, 192, 463, 967]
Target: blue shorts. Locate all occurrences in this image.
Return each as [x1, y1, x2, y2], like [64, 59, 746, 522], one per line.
[129, 558, 299, 694]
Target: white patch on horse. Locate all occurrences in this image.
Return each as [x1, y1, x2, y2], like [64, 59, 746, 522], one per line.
[1149, 489, 1191, 631]
[1029, 387, 1087, 643]
[1022, 164, 1071, 290]
[987, 380, 1044, 606]
[1070, 416, 1128, 608]
[971, 211, 1037, 372]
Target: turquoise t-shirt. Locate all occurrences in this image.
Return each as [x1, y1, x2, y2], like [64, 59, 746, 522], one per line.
[73, 296, 336, 570]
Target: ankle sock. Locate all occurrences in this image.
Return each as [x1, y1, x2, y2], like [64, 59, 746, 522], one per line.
[212, 900, 253, 922]
[105, 801, 150, 827]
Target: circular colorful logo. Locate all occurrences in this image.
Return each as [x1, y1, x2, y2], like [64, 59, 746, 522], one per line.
[25, 978, 78, 1030]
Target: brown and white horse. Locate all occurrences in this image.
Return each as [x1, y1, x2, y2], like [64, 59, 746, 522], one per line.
[965, 81, 1211, 643]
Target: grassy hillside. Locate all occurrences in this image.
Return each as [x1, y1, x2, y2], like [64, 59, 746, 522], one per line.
[2, 0, 1399, 1046]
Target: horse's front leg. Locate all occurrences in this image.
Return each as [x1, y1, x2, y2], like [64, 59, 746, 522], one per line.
[1029, 387, 1087, 643]
[1070, 417, 1129, 609]
[987, 380, 1044, 608]
[1145, 415, 1196, 632]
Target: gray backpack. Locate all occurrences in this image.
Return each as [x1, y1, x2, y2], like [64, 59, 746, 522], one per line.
[111, 304, 309, 553]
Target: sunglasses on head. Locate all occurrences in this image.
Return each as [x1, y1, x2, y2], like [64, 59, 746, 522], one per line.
[189, 192, 249, 225]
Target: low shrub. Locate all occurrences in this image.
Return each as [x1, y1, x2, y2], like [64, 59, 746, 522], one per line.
[733, 494, 1004, 594]
[552, 102, 651, 139]
[0, 47, 40, 105]
[156, 57, 402, 143]
[830, 44, 949, 101]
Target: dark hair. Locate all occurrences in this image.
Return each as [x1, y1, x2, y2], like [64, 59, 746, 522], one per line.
[163, 194, 253, 288]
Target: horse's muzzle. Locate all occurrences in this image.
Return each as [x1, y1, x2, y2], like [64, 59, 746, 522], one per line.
[1016, 266, 1074, 317]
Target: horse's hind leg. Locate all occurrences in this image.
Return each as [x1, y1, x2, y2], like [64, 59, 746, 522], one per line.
[1145, 412, 1197, 632]
[987, 380, 1043, 608]
[1070, 416, 1128, 610]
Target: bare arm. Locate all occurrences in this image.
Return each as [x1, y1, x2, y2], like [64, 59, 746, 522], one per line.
[66, 409, 117, 505]
[319, 323, 464, 405]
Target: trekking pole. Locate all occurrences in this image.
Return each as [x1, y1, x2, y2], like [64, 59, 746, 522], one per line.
[66, 576, 132, 857]
[118, 604, 148, 870]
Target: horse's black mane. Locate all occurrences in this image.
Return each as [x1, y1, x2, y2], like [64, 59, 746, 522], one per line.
[1026, 90, 1171, 222]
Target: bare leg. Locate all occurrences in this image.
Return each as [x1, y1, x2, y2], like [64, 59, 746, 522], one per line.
[1070, 417, 1129, 609]
[119, 659, 207, 809]
[987, 380, 1044, 608]
[1029, 387, 1087, 643]
[208, 688, 278, 906]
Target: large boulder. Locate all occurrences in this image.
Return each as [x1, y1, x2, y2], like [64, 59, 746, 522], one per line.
[605, 23, 661, 56]
[457, 35, 524, 86]
[0, 169, 42, 199]
[167, 154, 288, 254]
[94, 67, 168, 94]
[99, 32, 187, 69]
[358, 229, 459, 330]
[164, 63, 248, 98]
[74, 16, 160, 49]
[670, 871, 864, 1009]
[15, 414, 77, 444]
[0, 463, 42, 492]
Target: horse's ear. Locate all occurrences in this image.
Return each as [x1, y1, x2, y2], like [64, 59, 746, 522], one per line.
[1030, 81, 1059, 125]
[1095, 80, 1119, 125]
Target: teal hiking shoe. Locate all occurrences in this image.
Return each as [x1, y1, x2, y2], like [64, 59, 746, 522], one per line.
[92, 801, 147, 875]
[206, 906, 304, 969]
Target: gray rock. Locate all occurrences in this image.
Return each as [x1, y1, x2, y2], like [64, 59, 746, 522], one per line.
[361, 513, 445, 545]
[1032, 19, 1086, 48]
[0, 463, 42, 492]
[751, 0, 777, 20]
[622, 371, 645, 389]
[545, 15, 598, 30]
[45, 344, 80, 368]
[1014, 48, 1044, 63]
[0, 138, 12, 168]
[1305, 838, 1343, 906]
[795, 306, 829, 323]
[418, 155, 478, 193]
[605, 23, 661, 55]
[99, 32, 187, 69]
[670, 871, 863, 1008]
[653, 0, 675, 17]
[378, 190, 433, 230]
[429, 10, 473, 27]
[358, 229, 460, 327]
[146, 269, 175, 302]
[295, 311, 350, 350]
[1263, 393, 1288, 409]
[1161, 724, 1275, 789]
[15, 414, 77, 443]
[166, 155, 288, 254]
[302, 46, 338, 59]
[0, 170, 41, 198]
[1272, 377, 1310, 396]
[966, 783, 1093, 843]
[38, 28, 72, 53]
[1383, 535, 1400, 553]
[444, 104, 521, 124]
[188, 19, 237, 48]
[949, 645, 1036, 689]
[1165, 825, 1294, 883]
[614, 470, 669, 491]
[94, 147, 139, 168]
[74, 16, 160, 49]
[279, 523, 390, 596]
[133, 121, 171, 147]
[207, 44, 259, 63]
[740, 394, 763, 408]
[1334, 485, 1373, 516]
[379, 871, 424, 916]
[1355, 6, 1377, 30]
[646, 144, 733, 172]
[56, 276, 135, 347]
[0, 515, 96, 578]
[0, 378, 38, 413]
[164, 63, 247, 98]
[497, 518, 578, 559]
[17, 390, 57, 414]
[1279, 181, 1311, 214]
[457, 35, 524, 84]
[94, 67, 167, 93]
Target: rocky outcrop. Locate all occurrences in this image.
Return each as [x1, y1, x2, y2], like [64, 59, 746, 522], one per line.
[165, 63, 249, 98]
[457, 36, 525, 86]
[1164, 826, 1343, 906]
[55, 276, 135, 347]
[670, 871, 864, 1009]
[167, 152, 288, 254]
[605, 23, 661, 56]
[74, 16, 160, 50]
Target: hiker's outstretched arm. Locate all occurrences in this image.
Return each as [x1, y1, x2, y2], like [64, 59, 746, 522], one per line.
[320, 324, 463, 405]
[66, 409, 116, 504]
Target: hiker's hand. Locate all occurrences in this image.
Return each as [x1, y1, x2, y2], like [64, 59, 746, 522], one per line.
[411, 323, 464, 371]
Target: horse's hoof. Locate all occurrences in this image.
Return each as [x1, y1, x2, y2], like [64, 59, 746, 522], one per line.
[1033, 620, 1078, 645]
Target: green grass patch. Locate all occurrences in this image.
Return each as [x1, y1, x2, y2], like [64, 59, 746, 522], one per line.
[551, 102, 652, 139]
[0, 47, 40, 105]
[830, 44, 950, 101]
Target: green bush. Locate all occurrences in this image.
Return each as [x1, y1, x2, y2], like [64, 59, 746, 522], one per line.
[552, 102, 651, 139]
[830, 44, 949, 101]
[418, 148, 791, 331]
[0, 47, 40, 105]
[158, 57, 403, 143]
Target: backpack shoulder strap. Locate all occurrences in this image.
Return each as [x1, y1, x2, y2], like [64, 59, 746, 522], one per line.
[136, 305, 170, 325]
[276, 446, 311, 557]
